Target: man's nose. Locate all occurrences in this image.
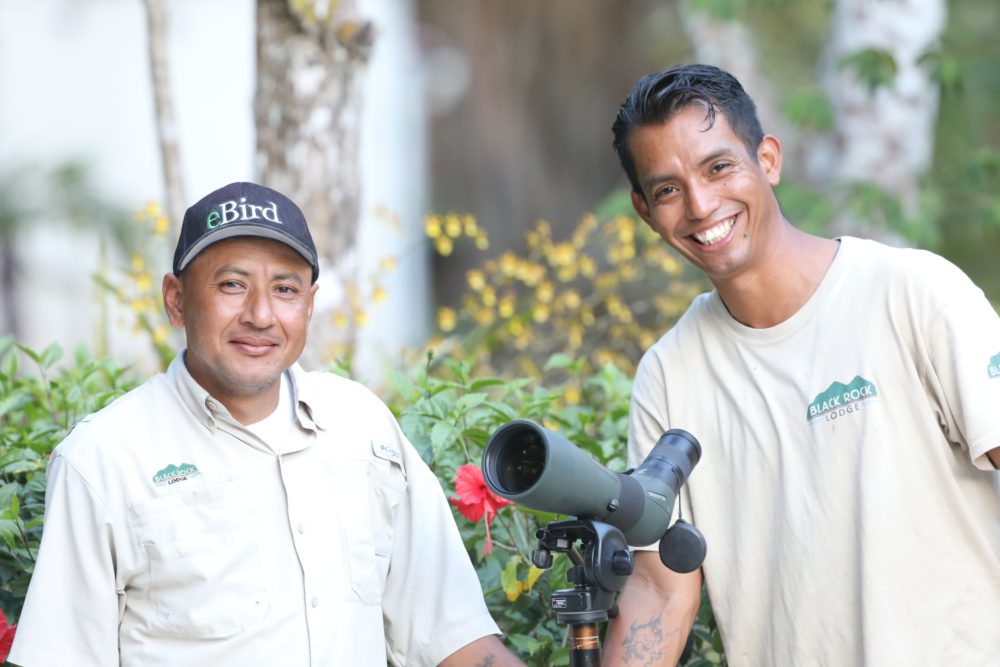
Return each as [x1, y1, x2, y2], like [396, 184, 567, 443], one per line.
[686, 181, 720, 221]
[240, 289, 275, 328]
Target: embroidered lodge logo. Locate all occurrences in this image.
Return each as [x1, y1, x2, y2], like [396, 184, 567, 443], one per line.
[989, 352, 1000, 379]
[807, 375, 878, 425]
[152, 463, 201, 487]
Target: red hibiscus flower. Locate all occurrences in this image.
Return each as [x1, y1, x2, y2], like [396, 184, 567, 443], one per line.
[0, 609, 16, 663]
[449, 464, 514, 555]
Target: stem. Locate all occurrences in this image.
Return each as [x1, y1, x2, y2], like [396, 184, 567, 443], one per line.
[16, 518, 35, 563]
[495, 509, 530, 564]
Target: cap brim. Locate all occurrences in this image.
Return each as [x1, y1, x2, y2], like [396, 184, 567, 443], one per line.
[175, 223, 318, 276]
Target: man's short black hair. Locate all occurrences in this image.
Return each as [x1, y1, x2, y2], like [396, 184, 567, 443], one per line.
[612, 64, 765, 195]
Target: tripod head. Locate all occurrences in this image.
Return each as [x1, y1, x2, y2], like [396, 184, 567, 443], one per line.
[532, 518, 633, 625]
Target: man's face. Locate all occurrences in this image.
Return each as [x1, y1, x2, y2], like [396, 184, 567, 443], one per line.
[628, 104, 783, 285]
[162, 236, 317, 409]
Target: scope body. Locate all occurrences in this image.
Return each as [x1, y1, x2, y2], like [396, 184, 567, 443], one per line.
[481, 420, 701, 546]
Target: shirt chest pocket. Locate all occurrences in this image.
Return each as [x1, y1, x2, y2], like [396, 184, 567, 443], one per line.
[327, 458, 406, 605]
[129, 480, 268, 638]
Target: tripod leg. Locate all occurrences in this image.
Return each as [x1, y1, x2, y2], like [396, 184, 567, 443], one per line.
[570, 623, 601, 667]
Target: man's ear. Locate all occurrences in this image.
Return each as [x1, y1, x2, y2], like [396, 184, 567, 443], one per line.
[162, 273, 185, 328]
[631, 189, 652, 226]
[757, 134, 783, 186]
[305, 282, 319, 322]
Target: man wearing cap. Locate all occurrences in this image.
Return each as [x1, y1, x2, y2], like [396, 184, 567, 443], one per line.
[9, 182, 525, 667]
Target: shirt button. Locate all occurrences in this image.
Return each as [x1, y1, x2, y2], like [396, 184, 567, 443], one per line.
[297, 524, 305, 534]
[311, 597, 319, 608]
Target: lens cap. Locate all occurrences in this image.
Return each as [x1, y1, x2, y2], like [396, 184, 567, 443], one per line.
[658, 519, 707, 573]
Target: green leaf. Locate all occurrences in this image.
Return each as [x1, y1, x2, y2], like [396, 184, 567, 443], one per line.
[40, 343, 63, 369]
[838, 48, 898, 94]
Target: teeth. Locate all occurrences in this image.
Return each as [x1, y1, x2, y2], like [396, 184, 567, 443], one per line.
[693, 217, 735, 246]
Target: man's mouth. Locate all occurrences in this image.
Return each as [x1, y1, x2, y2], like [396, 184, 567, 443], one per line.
[231, 337, 278, 355]
[692, 216, 736, 246]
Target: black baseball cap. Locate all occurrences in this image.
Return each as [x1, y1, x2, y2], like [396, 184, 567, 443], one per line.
[172, 181, 320, 283]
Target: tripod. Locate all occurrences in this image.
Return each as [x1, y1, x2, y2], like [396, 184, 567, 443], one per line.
[532, 519, 633, 666]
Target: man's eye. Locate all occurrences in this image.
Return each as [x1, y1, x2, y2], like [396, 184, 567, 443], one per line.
[711, 162, 732, 174]
[275, 285, 297, 295]
[654, 186, 676, 199]
[220, 280, 242, 289]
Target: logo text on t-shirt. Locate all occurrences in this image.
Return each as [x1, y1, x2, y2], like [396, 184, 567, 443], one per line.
[988, 352, 1000, 379]
[807, 376, 879, 425]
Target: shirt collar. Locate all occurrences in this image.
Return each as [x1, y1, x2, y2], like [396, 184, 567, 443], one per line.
[167, 352, 325, 433]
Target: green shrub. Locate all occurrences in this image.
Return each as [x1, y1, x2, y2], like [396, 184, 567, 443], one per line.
[0, 338, 136, 621]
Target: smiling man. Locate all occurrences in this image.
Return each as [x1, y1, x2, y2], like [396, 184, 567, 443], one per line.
[601, 65, 1000, 666]
[9, 182, 524, 667]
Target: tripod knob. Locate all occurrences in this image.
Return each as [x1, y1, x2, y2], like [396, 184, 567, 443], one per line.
[532, 548, 554, 569]
[611, 549, 634, 576]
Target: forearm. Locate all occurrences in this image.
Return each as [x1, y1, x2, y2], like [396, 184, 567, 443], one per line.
[438, 635, 525, 667]
[601, 553, 702, 666]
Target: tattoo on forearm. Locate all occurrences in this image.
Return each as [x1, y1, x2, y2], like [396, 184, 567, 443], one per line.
[621, 615, 681, 666]
[474, 654, 496, 667]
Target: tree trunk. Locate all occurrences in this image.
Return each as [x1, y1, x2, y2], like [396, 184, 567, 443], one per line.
[142, 0, 187, 241]
[255, 0, 373, 305]
[820, 0, 946, 238]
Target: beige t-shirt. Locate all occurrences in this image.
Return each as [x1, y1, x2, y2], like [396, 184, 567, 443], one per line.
[630, 237, 1000, 666]
[10, 357, 499, 666]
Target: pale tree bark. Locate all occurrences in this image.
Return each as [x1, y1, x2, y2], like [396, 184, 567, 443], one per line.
[142, 0, 187, 241]
[820, 0, 946, 238]
[255, 0, 374, 353]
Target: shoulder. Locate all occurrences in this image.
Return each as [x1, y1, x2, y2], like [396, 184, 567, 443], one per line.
[841, 237, 976, 290]
[56, 373, 173, 458]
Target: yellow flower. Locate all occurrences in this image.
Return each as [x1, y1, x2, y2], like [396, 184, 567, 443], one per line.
[153, 215, 169, 237]
[333, 311, 349, 329]
[532, 304, 550, 323]
[462, 214, 478, 237]
[135, 273, 151, 292]
[145, 201, 161, 218]
[499, 294, 516, 318]
[499, 252, 518, 277]
[466, 269, 486, 291]
[564, 386, 582, 405]
[424, 215, 442, 238]
[371, 286, 388, 304]
[444, 214, 462, 238]
[379, 256, 398, 271]
[437, 307, 457, 332]
[480, 286, 496, 307]
[579, 256, 597, 277]
[475, 233, 489, 250]
[536, 281, 554, 304]
[562, 290, 581, 310]
[435, 237, 454, 256]
[131, 253, 145, 273]
[355, 309, 369, 327]
[153, 324, 169, 346]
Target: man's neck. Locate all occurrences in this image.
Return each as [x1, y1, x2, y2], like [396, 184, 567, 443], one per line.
[714, 228, 840, 329]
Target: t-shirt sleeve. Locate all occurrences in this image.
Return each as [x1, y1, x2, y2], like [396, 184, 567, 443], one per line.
[8, 453, 122, 666]
[379, 421, 500, 665]
[921, 261, 1000, 471]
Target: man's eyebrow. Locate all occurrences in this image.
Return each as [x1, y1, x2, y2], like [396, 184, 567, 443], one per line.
[212, 266, 251, 279]
[272, 271, 306, 285]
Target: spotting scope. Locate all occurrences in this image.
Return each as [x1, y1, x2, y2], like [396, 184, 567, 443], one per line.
[482, 420, 701, 548]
